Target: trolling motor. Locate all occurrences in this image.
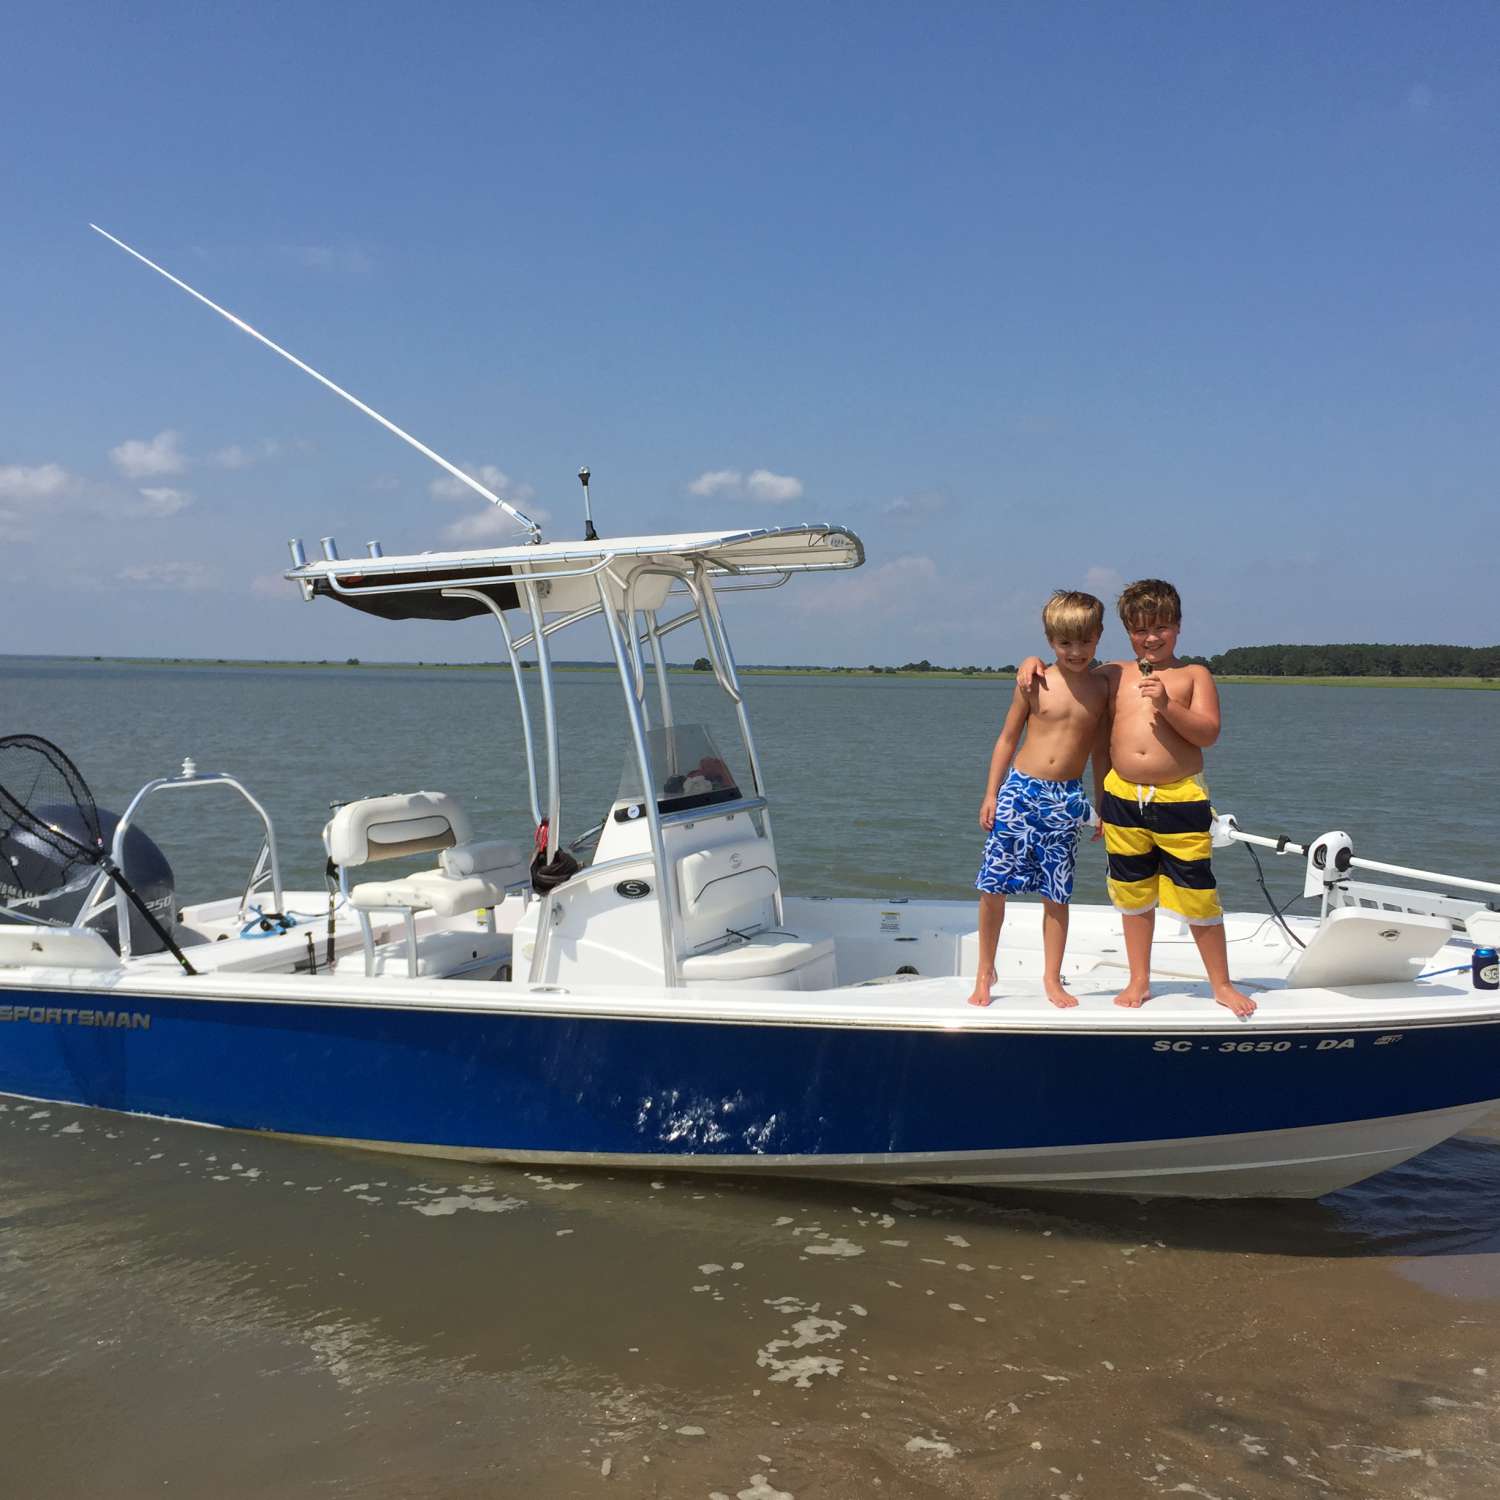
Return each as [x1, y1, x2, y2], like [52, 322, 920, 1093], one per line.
[1302, 830, 1354, 905]
[578, 466, 599, 541]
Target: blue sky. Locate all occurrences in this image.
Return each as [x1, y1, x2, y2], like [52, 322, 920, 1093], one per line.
[3, 3, 1496, 667]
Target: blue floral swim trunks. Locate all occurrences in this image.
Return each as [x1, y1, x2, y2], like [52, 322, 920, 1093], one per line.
[975, 769, 1092, 904]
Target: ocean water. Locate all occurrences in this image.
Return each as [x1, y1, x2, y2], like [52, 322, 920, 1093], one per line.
[3, 659, 1499, 1498]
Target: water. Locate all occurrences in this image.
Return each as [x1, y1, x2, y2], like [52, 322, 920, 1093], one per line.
[4, 659, 1500, 1497]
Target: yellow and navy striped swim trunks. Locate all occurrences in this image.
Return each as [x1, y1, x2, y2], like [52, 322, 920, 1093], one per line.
[1100, 768, 1223, 925]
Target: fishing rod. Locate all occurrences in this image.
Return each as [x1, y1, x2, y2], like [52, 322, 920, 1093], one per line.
[88, 224, 543, 542]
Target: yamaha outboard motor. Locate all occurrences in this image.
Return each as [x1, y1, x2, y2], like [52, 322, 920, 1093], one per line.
[0, 804, 176, 956]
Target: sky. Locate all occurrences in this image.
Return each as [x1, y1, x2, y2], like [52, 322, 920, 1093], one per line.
[2, 3, 1496, 668]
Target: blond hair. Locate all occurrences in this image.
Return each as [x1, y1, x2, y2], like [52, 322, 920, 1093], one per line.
[1117, 578, 1182, 629]
[1041, 590, 1104, 643]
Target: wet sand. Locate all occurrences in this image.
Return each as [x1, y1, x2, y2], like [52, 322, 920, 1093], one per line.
[3, 1098, 1497, 1499]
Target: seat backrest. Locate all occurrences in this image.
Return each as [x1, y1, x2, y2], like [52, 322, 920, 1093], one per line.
[676, 840, 778, 951]
[324, 791, 476, 869]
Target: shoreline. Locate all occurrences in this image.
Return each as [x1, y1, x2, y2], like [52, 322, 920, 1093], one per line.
[3, 655, 1496, 689]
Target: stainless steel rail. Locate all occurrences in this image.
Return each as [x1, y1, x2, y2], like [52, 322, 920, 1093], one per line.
[82, 769, 284, 960]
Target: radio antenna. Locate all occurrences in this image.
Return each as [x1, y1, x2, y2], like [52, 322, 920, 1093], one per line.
[88, 224, 543, 543]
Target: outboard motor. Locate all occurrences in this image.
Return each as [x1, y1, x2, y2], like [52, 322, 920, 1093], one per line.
[0, 805, 176, 955]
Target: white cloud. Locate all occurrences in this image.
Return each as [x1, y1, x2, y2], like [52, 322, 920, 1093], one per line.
[688, 468, 804, 503]
[0, 462, 74, 502]
[428, 463, 535, 506]
[250, 573, 295, 598]
[116, 561, 219, 591]
[210, 444, 253, 469]
[110, 430, 187, 479]
[688, 469, 743, 498]
[441, 504, 552, 544]
[745, 469, 803, 503]
[135, 487, 194, 518]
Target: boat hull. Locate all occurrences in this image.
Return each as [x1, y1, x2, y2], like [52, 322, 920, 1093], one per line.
[3, 984, 1498, 1197]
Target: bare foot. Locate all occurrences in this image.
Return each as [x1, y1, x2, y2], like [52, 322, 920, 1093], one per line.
[1044, 978, 1079, 1009]
[1214, 983, 1257, 1018]
[1113, 979, 1151, 1008]
[967, 972, 997, 1008]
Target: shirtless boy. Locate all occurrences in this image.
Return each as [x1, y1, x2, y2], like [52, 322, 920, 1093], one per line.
[1020, 579, 1255, 1018]
[967, 591, 1110, 1009]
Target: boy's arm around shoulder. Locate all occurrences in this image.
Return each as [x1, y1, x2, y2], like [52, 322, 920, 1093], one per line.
[1088, 671, 1112, 814]
[1160, 663, 1222, 748]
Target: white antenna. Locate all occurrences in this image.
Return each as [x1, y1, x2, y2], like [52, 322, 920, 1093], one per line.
[89, 224, 543, 543]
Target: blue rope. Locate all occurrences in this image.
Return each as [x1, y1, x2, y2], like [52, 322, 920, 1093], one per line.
[239, 905, 297, 939]
[1419, 964, 1470, 979]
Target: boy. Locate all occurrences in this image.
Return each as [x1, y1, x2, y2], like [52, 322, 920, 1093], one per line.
[1018, 580, 1255, 1017]
[967, 590, 1110, 1009]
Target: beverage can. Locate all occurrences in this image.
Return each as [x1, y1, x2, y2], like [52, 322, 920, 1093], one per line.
[1476, 947, 1500, 991]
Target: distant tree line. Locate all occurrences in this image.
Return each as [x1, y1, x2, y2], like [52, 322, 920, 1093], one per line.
[1205, 643, 1500, 678]
[719, 644, 1498, 678]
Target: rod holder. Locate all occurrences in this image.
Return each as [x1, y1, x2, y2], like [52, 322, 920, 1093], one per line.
[366, 540, 384, 558]
[320, 536, 340, 561]
[288, 538, 308, 568]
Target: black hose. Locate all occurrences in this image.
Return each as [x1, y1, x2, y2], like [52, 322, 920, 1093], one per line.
[1242, 841, 1306, 949]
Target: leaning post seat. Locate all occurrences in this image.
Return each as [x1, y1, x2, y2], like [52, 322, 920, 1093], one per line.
[672, 837, 836, 988]
[323, 792, 527, 977]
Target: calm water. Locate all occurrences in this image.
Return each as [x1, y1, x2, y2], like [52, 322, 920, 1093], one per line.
[3, 659, 1500, 1498]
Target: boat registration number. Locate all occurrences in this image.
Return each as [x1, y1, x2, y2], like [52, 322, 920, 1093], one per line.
[1153, 1034, 1403, 1055]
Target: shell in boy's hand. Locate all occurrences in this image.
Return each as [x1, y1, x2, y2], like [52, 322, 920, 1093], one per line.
[1138, 660, 1154, 676]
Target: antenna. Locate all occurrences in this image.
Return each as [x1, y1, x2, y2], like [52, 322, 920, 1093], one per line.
[88, 224, 543, 544]
[577, 466, 598, 541]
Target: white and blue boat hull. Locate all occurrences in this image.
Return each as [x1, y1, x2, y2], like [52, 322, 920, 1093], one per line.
[4, 976, 1497, 1198]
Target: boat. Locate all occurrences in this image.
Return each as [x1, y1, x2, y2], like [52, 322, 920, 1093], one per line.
[3, 231, 1499, 1199]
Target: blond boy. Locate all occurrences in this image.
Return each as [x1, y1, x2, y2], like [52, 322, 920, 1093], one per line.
[1020, 580, 1255, 1017]
[968, 591, 1110, 1009]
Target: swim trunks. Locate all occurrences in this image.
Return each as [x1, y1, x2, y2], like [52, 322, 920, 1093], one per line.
[975, 769, 1092, 904]
[1100, 768, 1222, 924]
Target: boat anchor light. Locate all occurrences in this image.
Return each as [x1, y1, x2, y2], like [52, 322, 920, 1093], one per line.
[578, 466, 599, 542]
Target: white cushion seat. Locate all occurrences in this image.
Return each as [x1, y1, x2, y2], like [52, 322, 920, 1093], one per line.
[325, 795, 527, 979]
[325, 791, 474, 867]
[676, 841, 779, 952]
[680, 932, 836, 984]
[350, 840, 527, 919]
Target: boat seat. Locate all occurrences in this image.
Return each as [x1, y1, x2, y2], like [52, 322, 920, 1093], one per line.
[323, 793, 527, 977]
[680, 931, 837, 989]
[677, 840, 779, 952]
[325, 790, 475, 867]
[350, 839, 529, 918]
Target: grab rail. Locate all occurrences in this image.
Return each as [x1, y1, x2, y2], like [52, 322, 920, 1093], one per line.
[78, 766, 284, 959]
